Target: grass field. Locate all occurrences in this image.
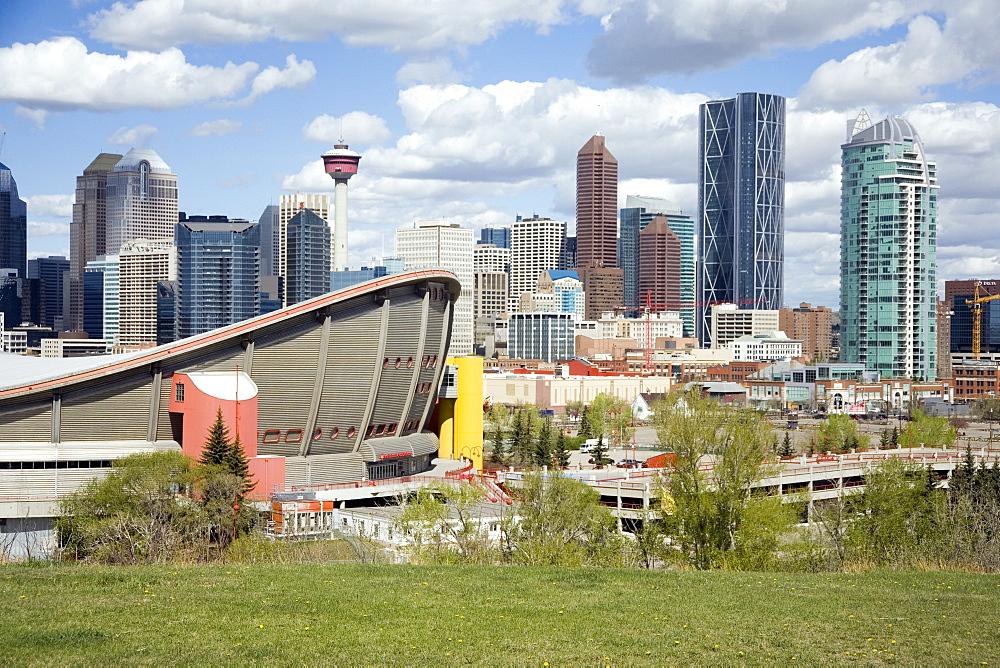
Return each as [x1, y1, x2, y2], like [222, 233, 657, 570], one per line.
[1, 563, 998, 665]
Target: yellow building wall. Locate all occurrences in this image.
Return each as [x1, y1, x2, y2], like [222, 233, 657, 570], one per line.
[437, 356, 484, 469]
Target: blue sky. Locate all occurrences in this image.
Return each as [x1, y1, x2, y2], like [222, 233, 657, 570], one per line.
[2, 0, 999, 308]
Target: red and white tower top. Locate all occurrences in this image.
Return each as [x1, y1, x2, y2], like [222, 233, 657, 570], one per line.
[321, 143, 361, 180]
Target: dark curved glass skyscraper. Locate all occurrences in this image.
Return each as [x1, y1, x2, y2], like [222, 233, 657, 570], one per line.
[697, 92, 785, 345]
[0, 161, 27, 281]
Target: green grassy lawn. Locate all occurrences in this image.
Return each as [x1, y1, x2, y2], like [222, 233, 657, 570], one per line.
[1, 563, 997, 666]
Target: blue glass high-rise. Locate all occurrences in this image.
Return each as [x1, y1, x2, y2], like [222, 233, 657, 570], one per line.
[0, 161, 27, 281]
[697, 93, 785, 345]
[175, 218, 260, 339]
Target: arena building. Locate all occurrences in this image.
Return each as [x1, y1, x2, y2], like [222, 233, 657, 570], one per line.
[0, 270, 462, 556]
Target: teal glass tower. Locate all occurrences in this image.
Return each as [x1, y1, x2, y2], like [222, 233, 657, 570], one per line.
[840, 111, 938, 381]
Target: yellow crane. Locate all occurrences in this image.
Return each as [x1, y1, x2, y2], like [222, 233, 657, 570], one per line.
[965, 282, 1000, 360]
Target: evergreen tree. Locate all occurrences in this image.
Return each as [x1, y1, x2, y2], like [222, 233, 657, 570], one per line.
[225, 433, 253, 497]
[879, 428, 892, 450]
[534, 417, 553, 467]
[489, 421, 510, 467]
[510, 408, 534, 466]
[553, 430, 570, 468]
[890, 426, 899, 448]
[202, 408, 231, 466]
[578, 405, 592, 438]
[778, 432, 794, 457]
[590, 435, 608, 468]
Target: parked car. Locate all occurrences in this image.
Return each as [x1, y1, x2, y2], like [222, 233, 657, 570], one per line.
[616, 459, 642, 468]
[588, 456, 615, 466]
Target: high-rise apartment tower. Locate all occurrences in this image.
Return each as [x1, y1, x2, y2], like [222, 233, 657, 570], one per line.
[840, 111, 938, 380]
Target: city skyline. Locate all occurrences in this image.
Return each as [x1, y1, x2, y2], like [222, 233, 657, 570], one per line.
[2, 1, 1000, 310]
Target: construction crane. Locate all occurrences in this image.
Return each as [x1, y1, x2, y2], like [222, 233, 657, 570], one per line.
[965, 282, 1000, 360]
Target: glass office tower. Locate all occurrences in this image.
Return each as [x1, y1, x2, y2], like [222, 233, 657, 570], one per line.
[697, 92, 785, 345]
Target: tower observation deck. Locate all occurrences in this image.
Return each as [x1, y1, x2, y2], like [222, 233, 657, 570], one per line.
[321, 143, 362, 271]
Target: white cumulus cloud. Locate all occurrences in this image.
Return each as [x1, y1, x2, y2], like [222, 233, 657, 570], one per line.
[25, 194, 73, 219]
[242, 54, 316, 103]
[191, 119, 243, 136]
[87, 0, 573, 51]
[302, 112, 391, 146]
[799, 1, 1000, 109]
[108, 124, 159, 146]
[0, 37, 311, 114]
[587, 0, 924, 80]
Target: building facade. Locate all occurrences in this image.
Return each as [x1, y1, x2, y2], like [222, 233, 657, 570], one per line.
[396, 220, 474, 356]
[508, 312, 575, 362]
[27, 256, 69, 331]
[0, 161, 27, 282]
[575, 134, 618, 270]
[69, 153, 122, 332]
[509, 217, 566, 311]
[697, 93, 785, 344]
[479, 225, 511, 249]
[778, 302, 834, 362]
[176, 218, 261, 339]
[83, 255, 119, 346]
[638, 216, 682, 324]
[285, 209, 330, 307]
[840, 112, 938, 380]
[117, 240, 176, 352]
[710, 303, 780, 348]
[105, 149, 178, 254]
[279, 194, 331, 283]
[619, 195, 695, 334]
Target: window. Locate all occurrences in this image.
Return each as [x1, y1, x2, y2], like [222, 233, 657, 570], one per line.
[285, 429, 303, 443]
[346, 426, 357, 438]
[175, 383, 184, 402]
[262, 430, 281, 443]
[330, 427, 340, 439]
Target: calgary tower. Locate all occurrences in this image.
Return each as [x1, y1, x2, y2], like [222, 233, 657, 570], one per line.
[321, 141, 362, 271]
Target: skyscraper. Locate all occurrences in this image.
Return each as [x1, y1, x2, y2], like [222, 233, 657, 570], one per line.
[278, 193, 330, 290]
[575, 134, 622, 321]
[27, 255, 69, 330]
[116, 240, 175, 352]
[175, 217, 260, 339]
[285, 208, 331, 306]
[83, 255, 118, 345]
[69, 153, 122, 332]
[105, 149, 178, 254]
[575, 134, 618, 270]
[697, 92, 785, 345]
[840, 111, 938, 380]
[258, 204, 280, 278]
[638, 216, 681, 320]
[619, 195, 695, 334]
[395, 220, 474, 356]
[0, 161, 27, 281]
[509, 216, 566, 312]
